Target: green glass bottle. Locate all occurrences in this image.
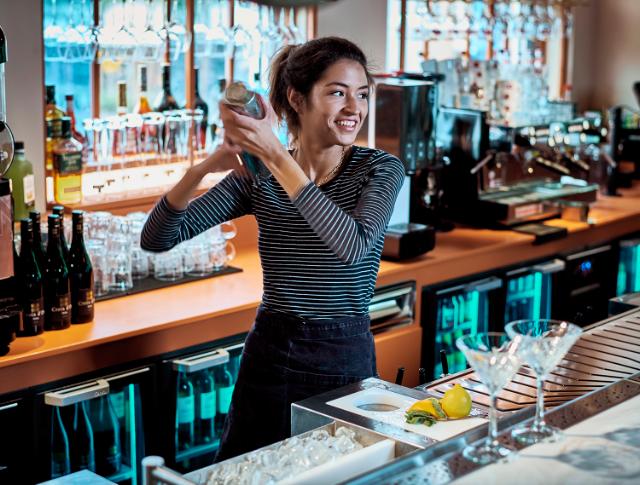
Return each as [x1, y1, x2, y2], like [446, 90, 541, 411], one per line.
[5, 141, 35, 221]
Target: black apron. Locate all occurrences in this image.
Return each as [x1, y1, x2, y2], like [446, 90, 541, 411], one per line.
[214, 304, 376, 462]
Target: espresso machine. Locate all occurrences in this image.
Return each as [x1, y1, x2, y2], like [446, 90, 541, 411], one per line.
[0, 24, 16, 302]
[609, 104, 640, 189]
[358, 76, 438, 260]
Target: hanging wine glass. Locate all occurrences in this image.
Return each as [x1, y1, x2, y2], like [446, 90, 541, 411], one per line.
[57, 0, 86, 62]
[138, 0, 164, 62]
[535, 0, 553, 40]
[193, 0, 211, 60]
[275, 6, 295, 45]
[205, 0, 233, 60]
[110, 0, 138, 62]
[232, 1, 256, 58]
[286, 7, 305, 45]
[44, 0, 65, 62]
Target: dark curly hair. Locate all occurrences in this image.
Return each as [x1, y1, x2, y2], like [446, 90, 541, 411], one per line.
[269, 36, 374, 140]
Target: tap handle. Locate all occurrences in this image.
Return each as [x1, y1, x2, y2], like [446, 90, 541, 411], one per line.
[418, 367, 427, 385]
[395, 367, 405, 385]
[440, 350, 449, 377]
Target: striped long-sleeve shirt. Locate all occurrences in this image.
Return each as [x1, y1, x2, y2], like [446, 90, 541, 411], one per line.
[141, 146, 406, 318]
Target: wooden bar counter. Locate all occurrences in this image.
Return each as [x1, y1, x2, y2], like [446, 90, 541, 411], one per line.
[2, 184, 640, 396]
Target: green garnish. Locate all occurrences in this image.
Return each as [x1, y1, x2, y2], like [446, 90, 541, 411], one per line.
[405, 410, 437, 426]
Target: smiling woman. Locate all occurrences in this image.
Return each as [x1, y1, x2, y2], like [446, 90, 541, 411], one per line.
[141, 36, 406, 461]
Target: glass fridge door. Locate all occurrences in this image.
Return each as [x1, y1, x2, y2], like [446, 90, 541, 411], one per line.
[167, 341, 244, 472]
[432, 276, 502, 379]
[618, 238, 640, 295]
[38, 366, 152, 484]
[504, 259, 565, 323]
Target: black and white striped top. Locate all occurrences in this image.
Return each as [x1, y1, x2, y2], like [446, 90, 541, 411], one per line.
[141, 146, 405, 318]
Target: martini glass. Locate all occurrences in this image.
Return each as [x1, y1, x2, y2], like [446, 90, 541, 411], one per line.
[456, 332, 522, 464]
[505, 319, 582, 445]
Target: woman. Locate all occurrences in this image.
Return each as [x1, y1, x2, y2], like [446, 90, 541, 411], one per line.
[141, 37, 405, 460]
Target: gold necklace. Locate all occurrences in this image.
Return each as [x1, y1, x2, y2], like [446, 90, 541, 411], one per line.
[293, 145, 350, 186]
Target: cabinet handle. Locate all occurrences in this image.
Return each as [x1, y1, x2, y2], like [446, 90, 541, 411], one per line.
[45, 379, 110, 407]
[0, 402, 18, 412]
[172, 348, 230, 374]
[533, 259, 566, 274]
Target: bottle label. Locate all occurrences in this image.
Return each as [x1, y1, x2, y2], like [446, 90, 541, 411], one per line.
[54, 152, 83, 175]
[23, 174, 36, 204]
[177, 395, 195, 424]
[217, 386, 233, 414]
[24, 298, 45, 329]
[50, 294, 72, 325]
[200, 391, 216, 420]
[49, 119, 63, 139]
[76, 288, 95, 315]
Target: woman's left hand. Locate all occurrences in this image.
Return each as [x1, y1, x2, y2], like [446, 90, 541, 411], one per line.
[219, 95, 289, 169]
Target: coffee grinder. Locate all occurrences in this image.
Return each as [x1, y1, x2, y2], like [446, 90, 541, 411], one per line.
[0, 24, 16, 298]
[358, 76, 437, 260]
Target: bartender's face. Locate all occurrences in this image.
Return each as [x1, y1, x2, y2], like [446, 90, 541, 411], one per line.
[297, 59, 370, 147]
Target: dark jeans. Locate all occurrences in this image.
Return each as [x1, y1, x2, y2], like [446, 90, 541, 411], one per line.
[214, 304, 376, 462]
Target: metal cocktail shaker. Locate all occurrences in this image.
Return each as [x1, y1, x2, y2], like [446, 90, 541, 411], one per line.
[222, 81, 271, 181]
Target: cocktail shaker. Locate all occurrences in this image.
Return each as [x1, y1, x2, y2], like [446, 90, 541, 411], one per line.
[222, 82, 271, 181]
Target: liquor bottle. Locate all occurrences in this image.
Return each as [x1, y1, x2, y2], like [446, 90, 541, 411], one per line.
[44, 214, 71, 331]
[65, 95, 86, 145]
[194, 369, 216, 444]
[71, 402, 95, 472]
[176, 371, 195, 450]
[52, 117, 83, 205]
[5, 141, 35, 220]
[17, 218, 45, 336]
[117, 81, 128, 117]
[45, 85, 65, 139]
[45, 119, 56, 171]
[52, 205, 70, 263]
[69, 210, 94, 324]
[134, 65, 152, 114]
[194, 68, 209, 149]
[154, 64, 180, 112]
[30, 210, 47, 272]
[215, 364, 234, 435]
[91, 395, 122, 476]
[51, 406, 71, 478]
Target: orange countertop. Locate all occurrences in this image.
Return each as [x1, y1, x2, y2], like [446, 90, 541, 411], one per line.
[2, 184, 640, 395]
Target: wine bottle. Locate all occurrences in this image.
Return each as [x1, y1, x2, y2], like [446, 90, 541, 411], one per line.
[91, 395, 122, 476]
[52, 205, 70, 263]
[215, 364, 234, 435]
[50, 406, 71, 478]
[17, 218, 45, 336]
[176, 371, 195, 450]
[45, 85, 65, 139]
[194, 68, 209, 149]
[69, 210, 94, 324]
[4, 141, 36, 220]
[71, 402, 95, 472]
[154, 64, 180, 112]
[194, 369, 216, 444]
[44, 214, 71, 331]
[134, 65, 152, 115]
[29, 210, 47, 272]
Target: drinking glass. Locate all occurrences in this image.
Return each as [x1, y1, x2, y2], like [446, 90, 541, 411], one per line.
[505, 319, 582, 445]
[154, 250, 184, 281]
[86, 239, 109, 297]
[456, 332, 522, 464]
[211, 240, 235, 271]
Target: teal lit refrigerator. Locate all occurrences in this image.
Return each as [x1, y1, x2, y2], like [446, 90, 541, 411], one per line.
[617, 238, 640, 296]
[159, 338, 244, 474]
[421, 276, 503, 380]
[503, 259, 565, 324]
[33, 366, 153, 484]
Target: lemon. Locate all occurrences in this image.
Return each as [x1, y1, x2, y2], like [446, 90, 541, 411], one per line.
[407, 397, 447, 420]
[439, 384, 472, 419]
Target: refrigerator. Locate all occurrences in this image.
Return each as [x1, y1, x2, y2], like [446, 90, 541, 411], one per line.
[502, 259, 565, 324]
[555, 244, 617, 326]
[33, 365, 154, 484]
[617, 237, 640, 296]
[158, 338, 245, 473]
[421, 276, 503, 380]
[0, 395, 28, 483]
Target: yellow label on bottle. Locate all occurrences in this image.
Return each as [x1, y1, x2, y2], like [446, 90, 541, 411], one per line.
[54, 173, 83, 205]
